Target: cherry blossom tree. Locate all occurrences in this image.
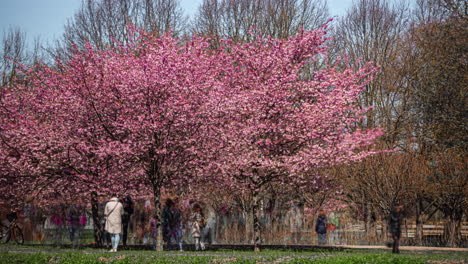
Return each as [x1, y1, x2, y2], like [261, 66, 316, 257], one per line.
[1, 25, 383, 251]
[0, 58, 150, 245]
[2, 29, 230, 249]
[204, 27, 384, 251]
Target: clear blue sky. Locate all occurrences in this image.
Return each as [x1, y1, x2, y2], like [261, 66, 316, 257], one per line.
[0, 0, 368, 47]
[0, 0, 81, 44]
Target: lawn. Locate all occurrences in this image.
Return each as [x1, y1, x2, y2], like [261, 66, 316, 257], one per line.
[0, 245, 466, 264]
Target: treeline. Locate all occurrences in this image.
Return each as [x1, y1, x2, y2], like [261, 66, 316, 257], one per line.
[1, 0, 466, 248]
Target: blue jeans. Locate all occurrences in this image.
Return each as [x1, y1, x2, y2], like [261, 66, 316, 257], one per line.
[111, 233, 120, 249]
[68, 226, 81, 248]
[318, 233, 327, 245]
[143, 232, 156, 250]
[169, 228, 183, 250]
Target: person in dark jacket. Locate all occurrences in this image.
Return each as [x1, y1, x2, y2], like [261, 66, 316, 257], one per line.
[122, 196, 134, 246]
[388, 204, 404, 253]
[67, 204, 81, 248]
[315, 211, 327, 245]
[162, 199, 174, 246]
[169, 199, 184, 251]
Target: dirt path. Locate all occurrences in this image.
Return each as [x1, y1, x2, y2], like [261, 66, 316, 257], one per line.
[336, 245, 468, 252]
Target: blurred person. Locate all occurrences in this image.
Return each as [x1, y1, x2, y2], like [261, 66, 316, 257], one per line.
[168, 198, 184, 251]
[122, 195, 134, 247]
[21, 195, 35, 241]
[67, 204, 81, 248]
[78, 206, 87, 246]
[162, 198, 174, 246]
[50, 204, 65, 247]
[327, 212, 339, 245]
[142, 201, 154, 246]
[315, 211, 327, 246]
[203, 204, 217, 246]
[190, 203, 206, 250]
[104, 195, 124, 252]
[388, 204, 404, 254]
[149, 214, 157, 250]
[289, 202, 304, 245]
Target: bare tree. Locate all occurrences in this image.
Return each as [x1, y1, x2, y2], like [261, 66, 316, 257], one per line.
[1, 27, 27, 86]
[52, 0, 187, 59]
[262, 0, 329, 38]
[340, 152, 435, 242]
[329, 0, 414, 239]
[412, 0, 467, 24]
[332, 0, 411, 133]
[406, 0, 467, 153]
[403, 0, 467, 246]
[194, 0, 329, 46]
[426, 150, 467, 247]
[336, 0, 467, 246]
[1, 27, 44, 86]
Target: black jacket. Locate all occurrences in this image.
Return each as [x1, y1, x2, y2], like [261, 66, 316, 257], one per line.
[388, 210, 402, 235]
[315, 215, 327, 234]
[123, 198, 134, 221]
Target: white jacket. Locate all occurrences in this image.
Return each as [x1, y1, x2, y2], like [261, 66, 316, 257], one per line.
[104, 197, 124, 234]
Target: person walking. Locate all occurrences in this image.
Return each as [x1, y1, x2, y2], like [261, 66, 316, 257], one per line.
[77, 206, 87, 246]
[67, 204, 81, 248]
[122, 195, 134, 247]
[315, 211, 327, 246]
[50, 204, 65, 247]
[169, 199, 184, 251]
[202, 205, 217, 246]
[104, 195, 124, 252]
[149, 214, 158, 250]
[162, 199, 174, 246]
[289, 203, 304, 245]
[327, 212, 339, 245]
[388, 204, 404, 254]
[190, 203, 206, 250]
[100, 199, 112, 248]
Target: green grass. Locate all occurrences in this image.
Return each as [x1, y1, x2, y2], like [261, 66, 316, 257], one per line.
[0, 246, 466, 264]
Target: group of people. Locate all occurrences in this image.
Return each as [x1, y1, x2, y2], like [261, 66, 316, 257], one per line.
[46, 204, 87, 248]
[314, 211, 339, 246]
[104, 195, 209, 252]
[2, 196, 405, 254]
[161, 199, 209, 251]
[314, 205, 404, 254]
[106, 195, 404, 254]
[0, 201, 89, 247]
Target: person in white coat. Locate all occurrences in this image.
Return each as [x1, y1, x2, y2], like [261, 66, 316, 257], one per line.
[104, 195, 124, 252]
[190, 203, 206, 250]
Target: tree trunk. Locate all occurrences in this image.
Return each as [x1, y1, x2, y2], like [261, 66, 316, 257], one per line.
[377, 214, 385, 242]
[252, 189, 261, 252]
[415, 199, 424, 245]
[244, 210, 252, 244]
[91, 191, 103, 247]
[444, 211, 463, 247]
[148, 147, 164, 251]
[364, 203, 370, 232]
[381, 216, 388, 241]
[152, 182, 164, 251]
